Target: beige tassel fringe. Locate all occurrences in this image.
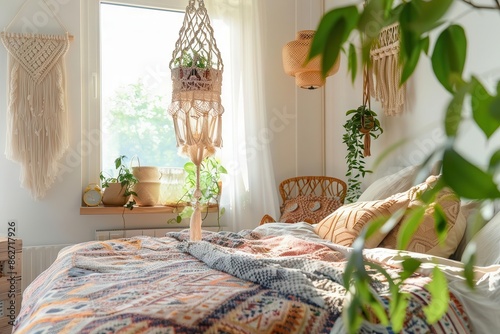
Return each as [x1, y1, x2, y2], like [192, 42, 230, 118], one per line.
[370, 23, 406, 116]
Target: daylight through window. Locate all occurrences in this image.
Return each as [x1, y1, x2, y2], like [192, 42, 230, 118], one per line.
[100, 3, 187, 175]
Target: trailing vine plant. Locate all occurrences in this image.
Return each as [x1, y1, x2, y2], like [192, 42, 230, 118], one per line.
[343, 105, 382, 203]
[343, 66, 383, 203]
[308, 0, 500, 333]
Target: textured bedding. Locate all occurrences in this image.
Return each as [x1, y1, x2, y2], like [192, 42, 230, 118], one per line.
[14, 224, 473, 333]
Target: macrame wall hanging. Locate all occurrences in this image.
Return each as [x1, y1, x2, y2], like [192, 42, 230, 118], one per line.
[168, 0, 224, 241]
[370, 23, 406, 116]
[1, 0, 72, 199]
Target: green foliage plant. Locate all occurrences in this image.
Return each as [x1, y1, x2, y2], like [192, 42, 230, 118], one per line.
[168, 156, 227, 227]
[343, 105, 383, 203]
[100, 155, 138, 208]
[174, 50, 211, 69]
[308, 0, 500, 332]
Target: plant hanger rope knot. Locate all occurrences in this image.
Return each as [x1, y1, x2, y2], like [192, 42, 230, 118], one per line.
[361, 65, 372, 157]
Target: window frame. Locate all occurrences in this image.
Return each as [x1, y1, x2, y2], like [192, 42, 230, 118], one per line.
[81, 0, 186, 188]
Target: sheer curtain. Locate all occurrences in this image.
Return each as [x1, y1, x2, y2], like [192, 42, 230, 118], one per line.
[208, 0, 280, 231]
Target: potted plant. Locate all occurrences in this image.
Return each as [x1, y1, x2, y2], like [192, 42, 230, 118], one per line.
[167, 156, 227, 227]
[343, 105, 383, 203]
[100, 155, 138, 207]
[173, 50, 216, 91]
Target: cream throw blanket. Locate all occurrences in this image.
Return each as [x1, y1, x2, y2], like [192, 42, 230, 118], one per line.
[1, 32, 70, 199]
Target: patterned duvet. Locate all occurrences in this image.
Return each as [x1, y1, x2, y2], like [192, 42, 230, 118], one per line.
[14, 226, 471, 333]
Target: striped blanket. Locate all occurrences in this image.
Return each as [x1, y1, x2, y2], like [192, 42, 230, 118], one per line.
[13, 228, 471, 333]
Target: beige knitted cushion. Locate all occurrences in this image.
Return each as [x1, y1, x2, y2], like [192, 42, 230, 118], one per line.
[379, 177, 466, 258]
[314, 197, 410, 248]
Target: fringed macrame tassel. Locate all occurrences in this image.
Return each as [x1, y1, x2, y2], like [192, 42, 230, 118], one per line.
[370, 23, 406, 116]
[190, 205, 202, 241]
[360, 128, 371, 157]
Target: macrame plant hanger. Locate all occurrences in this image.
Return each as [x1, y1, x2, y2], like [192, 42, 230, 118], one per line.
[1, 0, 73, 199]
[370, 23, 406, 116]
[361, 64, 373, 157]
[168, 0, 224, 241]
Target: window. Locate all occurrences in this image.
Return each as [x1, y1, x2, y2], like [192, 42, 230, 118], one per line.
[100, 2, 187, 175]
[82, 0, 228, 185]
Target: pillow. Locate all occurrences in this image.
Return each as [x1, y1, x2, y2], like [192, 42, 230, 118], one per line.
[314, 197, 410, 248]
[464, 211, 500, 266]
[379, 179, 466, 258]
[279, 195, 343, 224]
[358, 165, 420, 202]
[451, 200, 481, 261]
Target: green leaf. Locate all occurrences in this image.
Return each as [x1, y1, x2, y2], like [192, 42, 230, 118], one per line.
[322, 18, 347, 78]
[442, 148, 500, 199]
[424, 266, 449, 323]
[309, 6, 359, 77]
[433, 203, 448, 245]
[470, 77, 500, 138]
[421, 36, 430, 54]
[184, 161, 197, 174]
[399, 12, 424, 85]
[400, 258, 422, 281]
[358, 0, 394, 62]
[397, 206, 426, 250]
[431, 25, 467, 93]
[489, 149, 500, 171]
[408, 0, 453, 34]
[462, 243, 476, 289]
[348, 43, 357, 83]
[445, 81, 471, 136]
[389, 292, 409, 332]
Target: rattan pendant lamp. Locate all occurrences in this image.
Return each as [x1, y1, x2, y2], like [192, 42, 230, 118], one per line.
[168, 0, 224, 241]
[282, 30, 340, 89]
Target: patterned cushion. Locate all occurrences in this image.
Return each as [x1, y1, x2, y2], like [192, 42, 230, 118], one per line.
[314, 197, 410, 248]
[379, 177, 466, 258]
[279, 195, 343, 224]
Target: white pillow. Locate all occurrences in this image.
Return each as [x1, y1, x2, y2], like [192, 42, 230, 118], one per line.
[358, 165, 420, 202]
[464, 211, 500, 266]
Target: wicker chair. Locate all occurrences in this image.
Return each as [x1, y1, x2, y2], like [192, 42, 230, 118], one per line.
[260, 176, 347, 225]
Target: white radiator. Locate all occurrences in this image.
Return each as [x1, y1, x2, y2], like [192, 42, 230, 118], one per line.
[22, 244, 72, 292]
[95, 227, 221, 240]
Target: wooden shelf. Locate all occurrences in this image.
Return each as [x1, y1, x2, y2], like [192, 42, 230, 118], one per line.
[80, 204, 219, 215]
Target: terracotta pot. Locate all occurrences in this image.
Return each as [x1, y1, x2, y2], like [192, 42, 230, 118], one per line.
[102, 183, 129, 206]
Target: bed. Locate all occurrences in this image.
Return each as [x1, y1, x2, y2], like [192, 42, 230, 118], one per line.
[14, 170, 500, 333]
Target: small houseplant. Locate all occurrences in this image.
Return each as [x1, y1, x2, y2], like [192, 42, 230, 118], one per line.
[100, 155, 138, 207]
[168, 156, 227, 227]
[343, 105, 383, 203]
[173, 50, 215, 91]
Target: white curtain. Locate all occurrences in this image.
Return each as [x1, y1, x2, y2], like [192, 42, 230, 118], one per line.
[207, 0, 280, 231]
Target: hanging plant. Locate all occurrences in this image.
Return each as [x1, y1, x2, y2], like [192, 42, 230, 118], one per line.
[343, 105, 383, 203]
[343, 62, 383, 203]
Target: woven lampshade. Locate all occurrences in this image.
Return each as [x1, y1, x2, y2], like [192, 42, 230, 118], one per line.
[282, 30, 340, 89]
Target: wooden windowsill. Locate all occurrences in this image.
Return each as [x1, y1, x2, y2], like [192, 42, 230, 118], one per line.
[80, 204, 218, 215]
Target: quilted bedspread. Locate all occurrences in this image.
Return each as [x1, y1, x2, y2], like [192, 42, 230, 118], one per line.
[14, 228, 471, 334]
